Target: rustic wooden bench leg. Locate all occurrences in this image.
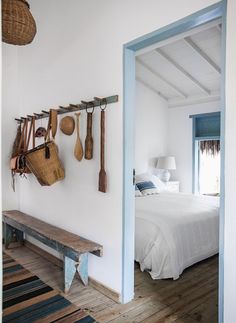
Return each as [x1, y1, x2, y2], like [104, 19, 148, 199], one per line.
[15, 229, 24, 244]
[4, 223, 13, 249]
[64, 253, 88, 293]
[64, 256, 77, 293]
[77, 253, 88, 286]
[4, 223, 24, 249]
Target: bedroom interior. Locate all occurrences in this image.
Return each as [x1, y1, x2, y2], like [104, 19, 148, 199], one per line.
[134, 20, 221, 321]
[2, 0, 236, 322]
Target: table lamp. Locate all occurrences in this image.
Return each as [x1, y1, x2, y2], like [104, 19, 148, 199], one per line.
[156, 156, 176, 182]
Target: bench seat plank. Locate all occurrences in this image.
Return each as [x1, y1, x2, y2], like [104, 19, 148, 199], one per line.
[2, 210, 103, 257]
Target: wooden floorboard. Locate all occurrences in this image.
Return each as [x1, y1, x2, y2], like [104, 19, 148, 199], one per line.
[3, 246, 218, 323]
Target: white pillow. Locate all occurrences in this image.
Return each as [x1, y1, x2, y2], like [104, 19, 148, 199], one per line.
[153, 177, 167, 192]
[135, 173, 166, 192]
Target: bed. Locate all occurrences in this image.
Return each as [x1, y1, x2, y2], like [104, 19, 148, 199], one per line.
[135, 192, 219, 280]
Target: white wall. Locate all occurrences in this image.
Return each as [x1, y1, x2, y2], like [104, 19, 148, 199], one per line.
[2, 45, 19, 210]
[168, 101, 220, 193]
[3, 0, 226, 298]
[135, 81, 168, 174]
[224, 0, 236, 321]
[134, 83, 220, 193]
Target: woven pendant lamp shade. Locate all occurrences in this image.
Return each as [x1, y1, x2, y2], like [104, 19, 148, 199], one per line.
[2, 0, 37, 45]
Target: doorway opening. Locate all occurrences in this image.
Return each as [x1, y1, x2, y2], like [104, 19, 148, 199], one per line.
[122, 2, 226, 323]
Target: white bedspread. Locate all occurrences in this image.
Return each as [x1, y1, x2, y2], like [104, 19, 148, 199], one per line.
[135, 192, 219, 280]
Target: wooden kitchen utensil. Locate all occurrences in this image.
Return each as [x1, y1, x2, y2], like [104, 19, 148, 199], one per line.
[85, 104, 94, 160]
[60, 116, 75, 136]
[98, 103, 107, 193]
[74, 112, 83, 161]
[51, 109, 58, 139]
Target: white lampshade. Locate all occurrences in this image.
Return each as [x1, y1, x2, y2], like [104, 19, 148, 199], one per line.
[156, 156, 176, 170]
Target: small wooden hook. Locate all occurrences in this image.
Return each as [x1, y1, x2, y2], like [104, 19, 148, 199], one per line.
[69, 104, 78, 108]
[34, 113, 44, 117]
[94, 97, 103, 102]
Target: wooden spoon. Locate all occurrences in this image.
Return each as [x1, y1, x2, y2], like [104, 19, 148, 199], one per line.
[98, 110, 107, 192]
[74, 112, 83, 161]
[51, 109, 58, 139]
[85, 112, 93, 160]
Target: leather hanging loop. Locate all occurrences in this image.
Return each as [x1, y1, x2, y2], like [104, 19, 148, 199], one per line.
[86, 102, 95, 114]
[45, 110, 52, 142]
[100, 98, 107, 111]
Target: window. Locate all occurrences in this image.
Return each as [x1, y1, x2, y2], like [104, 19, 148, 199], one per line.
[199, 140, 220, 196]
[190, 112, 220, 194]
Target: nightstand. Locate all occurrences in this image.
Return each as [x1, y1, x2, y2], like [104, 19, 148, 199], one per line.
[165, 181, 180, 192]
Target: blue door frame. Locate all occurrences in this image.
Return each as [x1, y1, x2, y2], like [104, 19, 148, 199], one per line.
[122, 2, 226, 322]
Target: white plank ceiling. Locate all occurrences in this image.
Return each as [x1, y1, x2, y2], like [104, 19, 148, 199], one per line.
[136, 25, 221, 108]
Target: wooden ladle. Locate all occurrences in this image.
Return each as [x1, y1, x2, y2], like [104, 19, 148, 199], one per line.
[74, 112, 83, 161]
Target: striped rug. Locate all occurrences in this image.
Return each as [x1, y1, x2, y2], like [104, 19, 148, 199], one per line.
[2, 253, 96, 322]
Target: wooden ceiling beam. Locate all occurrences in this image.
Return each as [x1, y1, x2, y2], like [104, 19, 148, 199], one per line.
[168, 92, 220, 108]
[136, 57, 187, 98]
[135, 18, 221, 57]
[136, 77, 168, 101]
[154, 48, 211, 96]
[184, 37, 221, 74]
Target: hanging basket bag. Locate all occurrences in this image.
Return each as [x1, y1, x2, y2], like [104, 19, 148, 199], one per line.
[25, 110, 65, 186]
[2, 0, 37, 45]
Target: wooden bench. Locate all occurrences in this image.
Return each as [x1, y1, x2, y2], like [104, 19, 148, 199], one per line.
[2, 210, 103, 293]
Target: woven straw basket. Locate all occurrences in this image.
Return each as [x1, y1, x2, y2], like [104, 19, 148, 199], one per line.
[2, 0, 37, 45]
[25, 142, 65, 186]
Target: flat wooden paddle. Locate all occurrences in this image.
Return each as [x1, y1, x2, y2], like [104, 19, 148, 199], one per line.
[51, 109, 58, 139]
[85, 112, 93, 160]
[74, 112, 83, 161]
[99, 110, 107, 192]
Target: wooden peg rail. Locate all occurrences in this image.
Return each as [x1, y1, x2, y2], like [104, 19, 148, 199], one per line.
[15, 95, 119, 123]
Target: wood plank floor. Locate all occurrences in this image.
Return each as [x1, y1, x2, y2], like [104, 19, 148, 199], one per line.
[4, 246, 218, 323]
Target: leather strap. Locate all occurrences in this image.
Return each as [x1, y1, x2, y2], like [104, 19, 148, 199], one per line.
[45, 110, 52, 142]
[26, 116, 36, 151]
[17, 119, 27, 154]
[23, 119, 28, 152]
[32, 116, 35, 148]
